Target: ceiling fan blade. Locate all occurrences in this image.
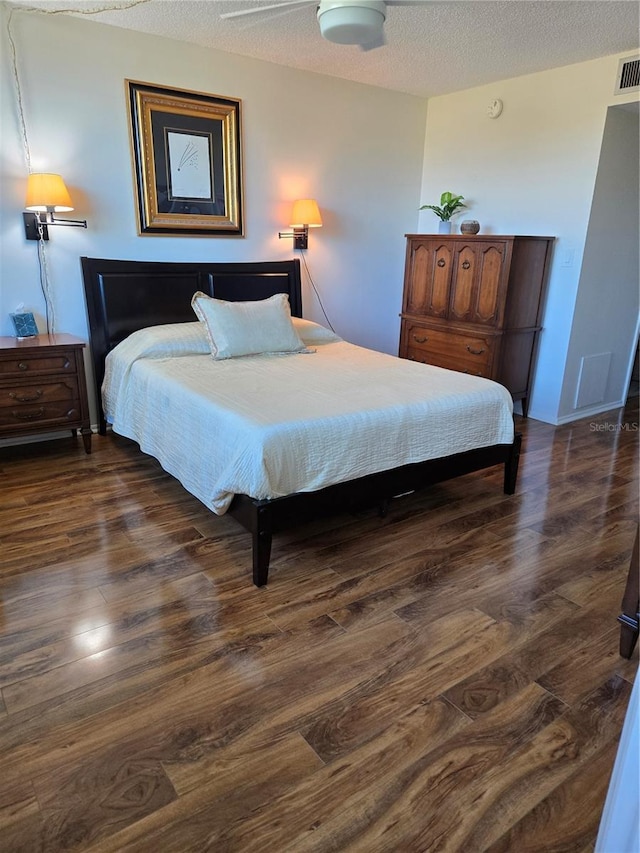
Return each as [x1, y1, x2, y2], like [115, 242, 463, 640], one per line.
[220, 1, 312, 21]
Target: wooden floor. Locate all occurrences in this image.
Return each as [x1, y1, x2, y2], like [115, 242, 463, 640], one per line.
[0, 399, 637, 852]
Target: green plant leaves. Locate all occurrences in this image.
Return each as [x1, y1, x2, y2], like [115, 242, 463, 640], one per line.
[419, 191, 466, 221]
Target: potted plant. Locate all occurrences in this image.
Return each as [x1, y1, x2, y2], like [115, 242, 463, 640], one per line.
[419, 191, 466, 233]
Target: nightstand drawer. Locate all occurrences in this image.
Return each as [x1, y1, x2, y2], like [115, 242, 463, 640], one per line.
[0, 378, 79, 409]
[0, 351, 78, 378]
[0, 401, 81, 429]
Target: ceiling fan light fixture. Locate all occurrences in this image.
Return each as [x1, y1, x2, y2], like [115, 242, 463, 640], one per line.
[317, 1, 386, 46]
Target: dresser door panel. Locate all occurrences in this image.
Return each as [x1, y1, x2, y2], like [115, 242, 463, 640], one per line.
[428, 244, 452, 317]
[475, 245, 503, 324]
[449, 243, 503, 325]
[449, 246, 477, 321]
[406, 242, 452, 318]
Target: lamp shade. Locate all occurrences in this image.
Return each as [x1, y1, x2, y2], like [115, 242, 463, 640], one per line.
[290, 199, 322, 228]
[25, 173, 74, 212]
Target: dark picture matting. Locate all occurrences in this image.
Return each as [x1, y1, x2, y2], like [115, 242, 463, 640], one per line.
[127, 80, 244, 236]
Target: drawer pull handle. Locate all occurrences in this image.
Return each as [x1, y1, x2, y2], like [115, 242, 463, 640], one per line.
[18, 362, 29, 371]
[437, 259, 446, 268]
[10, 389, 43, 402]
[461, 260, 471, 270]
[466, 346, 485, 356]
[12, 407, 45, 421]
[412, 335, 428, 344]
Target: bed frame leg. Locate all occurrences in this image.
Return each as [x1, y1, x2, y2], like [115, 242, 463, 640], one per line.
[504, 433, 522, 495]
[252, 508, 273, 587]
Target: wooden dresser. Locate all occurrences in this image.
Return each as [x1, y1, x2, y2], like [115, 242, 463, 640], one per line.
[0, 333, 91, 453]
[399, 234, 554, 415]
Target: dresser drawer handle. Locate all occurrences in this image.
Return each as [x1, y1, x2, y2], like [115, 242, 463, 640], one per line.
[412, 335, 428, 344]
[466, 345, 485, 356]
[10, 389, 43, 402]
[12, 407, 45, 421]
[461, 260, 471, 270]
[437, 259, 446, 268]
[18, 362, 29, 371]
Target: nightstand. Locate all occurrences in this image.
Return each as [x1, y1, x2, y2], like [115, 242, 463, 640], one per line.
[0, 333, 92, 453]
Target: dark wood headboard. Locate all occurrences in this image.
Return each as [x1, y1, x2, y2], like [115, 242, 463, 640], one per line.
[80, 256, 302, 431]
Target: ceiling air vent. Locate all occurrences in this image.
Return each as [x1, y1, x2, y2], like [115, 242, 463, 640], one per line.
[614, 55, 640, 95]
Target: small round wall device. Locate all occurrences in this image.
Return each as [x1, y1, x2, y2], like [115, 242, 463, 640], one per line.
[317, 1, 387, 46]
[487, 98, 503, 119]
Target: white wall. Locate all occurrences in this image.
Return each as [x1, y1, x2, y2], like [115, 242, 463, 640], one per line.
[596, 674, 640, 853]
[419, 55, 639, 423]
[2, 6, 638, 432]
[560, 104, 639, 418]
[0, 5, 427, 425]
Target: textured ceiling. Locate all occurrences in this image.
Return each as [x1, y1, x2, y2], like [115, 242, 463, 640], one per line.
[8, 0, 640, 98]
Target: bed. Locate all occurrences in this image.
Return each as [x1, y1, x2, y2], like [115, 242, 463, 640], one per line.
[81, 256, 521, 587]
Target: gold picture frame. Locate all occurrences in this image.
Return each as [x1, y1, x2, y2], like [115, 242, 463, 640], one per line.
[127, 80, 243, 236]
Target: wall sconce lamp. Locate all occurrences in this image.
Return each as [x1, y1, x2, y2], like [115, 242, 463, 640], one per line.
[23, 173, 88, 241]
[279, 198, 322, 250]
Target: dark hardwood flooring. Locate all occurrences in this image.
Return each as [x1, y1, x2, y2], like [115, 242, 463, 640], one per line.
[0, 399, 637, 852]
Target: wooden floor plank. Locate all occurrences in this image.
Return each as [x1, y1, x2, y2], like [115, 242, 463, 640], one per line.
[0, 397, 636, 851]
[215, 683, 564, 853]
[485, 736, 621, 852]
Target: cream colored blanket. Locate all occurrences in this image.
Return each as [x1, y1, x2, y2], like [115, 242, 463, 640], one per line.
[103, 321, 514, 514]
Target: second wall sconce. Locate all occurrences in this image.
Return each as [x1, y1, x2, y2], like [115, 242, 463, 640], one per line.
[23, 173, 88, 241]
[279, 198, 322, 250]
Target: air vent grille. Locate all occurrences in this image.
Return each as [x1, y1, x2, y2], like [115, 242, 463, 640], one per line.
[615, 56, 640, 94]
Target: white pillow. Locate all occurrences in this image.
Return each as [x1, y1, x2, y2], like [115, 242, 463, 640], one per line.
[191, 291, 309, 359]
[291, 316, 342, 345]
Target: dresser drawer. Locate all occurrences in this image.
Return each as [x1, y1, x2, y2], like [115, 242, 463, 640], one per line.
[0, 401, 82, 430]
[404, 324, 494, 373]
[0, 351, 78, 378]
[0, 378, 79, 410]
[405, 346, 491, 377]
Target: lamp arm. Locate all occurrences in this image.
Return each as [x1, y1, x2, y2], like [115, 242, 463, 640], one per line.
[278, 225, 308, 250]
[49, 214, 88, 228]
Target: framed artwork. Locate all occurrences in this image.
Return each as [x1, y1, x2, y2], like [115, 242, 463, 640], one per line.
[127, 80, 244, 236]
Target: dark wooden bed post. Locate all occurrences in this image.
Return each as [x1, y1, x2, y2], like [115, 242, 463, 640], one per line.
[504, 432, 522, 495]
[253, 506, 273, 588]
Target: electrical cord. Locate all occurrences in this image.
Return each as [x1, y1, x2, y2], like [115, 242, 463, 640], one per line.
[297, 250, 335, 333]
[7, 0, 151, 335]
[36, 222, 53, 334]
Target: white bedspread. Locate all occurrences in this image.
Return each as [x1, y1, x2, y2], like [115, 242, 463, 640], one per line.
[103, 323, 514, 514]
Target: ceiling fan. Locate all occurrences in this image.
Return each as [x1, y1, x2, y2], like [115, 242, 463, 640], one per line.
[220, 1, 427, 51]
